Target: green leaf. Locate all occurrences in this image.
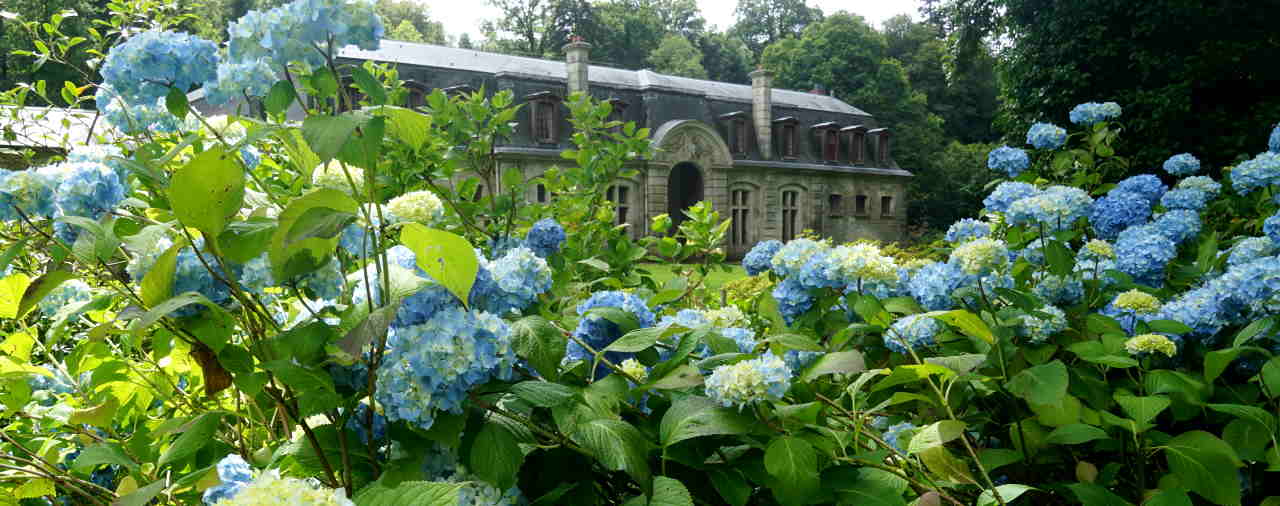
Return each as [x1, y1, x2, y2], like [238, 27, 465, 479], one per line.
[158, 411, 223, 468]
[1263, 357, 1280, 398]
[218, 217, 277, 264]
[338, 301, 399, 358]
[872, 363, 954, 392]
[286, 206, 357, 244]
[165, 86, 189, 119]
[918, 446, 975, 484]
[931, 310, 995, 343]
[470, 423, 521, 491]
[0, 273, 32, 319]
[645, 363, 704, 390]
[1223, 418, 1271, 462]
[71, 442, 139, 474]
[977, 448, 1022, 472]
[1065, 483, 1133, 506]
[510, 316, 565, 381]
[510, 381, 578, 408]
[129, 292, 218, 334]
[0, 330, 34, 361]
[400, 223, 479, 308]
[353, 480, 462, 506]
[764, 436, 819, 505]
[707, 469, 751, 506]
[1207, 403, 1277, 433]
[768, 332, 824, 352]
[0, 238, 28, 274]
[925, 353, 988, 375]
[1044, 424, 1109, 445]
[659, 395, 755, 447]
[1147, 319, 1194, 335]
[907, 420, 965, 454]
[978, 484, 1036, 506]
[140, 243, 182, 307]
[14, 478, 54, 499]
[646, 476, 694, 506]
[262, 360, 340, 416]
[586, 307, 641, 333]
[824, 466, 908, 506]
[606, 326, 669, 353]
[1144, 370, 1209, 405]
[1163, 430, 1243, 506]
[1114, 394, 1170, 427]
[800, 350, 866, 381]
[1233, 317, 1275, 348]
[571, 419, 653, 495]
[16, 270, 74, 319]
[1143, 489, 1193, 506]
[170, 146, 245, 237]
[270, 189, 358, 281]
[302, 114, 360, 164]
[1204, 348, 1243, 384]
[1044, 240, 1074, 276]
[265, 80, 297, 116]
[349, 65, 387, 105]
[378, 106, 431, 149]
[114, 479, 166, 506]
[1005, 360, 1069, 406]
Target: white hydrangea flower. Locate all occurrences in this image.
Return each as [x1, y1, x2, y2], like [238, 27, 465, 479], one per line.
[204, 115, 247, 143]
[1113, 289, 1161, 314]
[702, 305, 747, 328]
[212, 469, 353, 506]
[949, 237, 1009, 275]
[312, 159, 365, 194]
[386, 190, 445, 225]
[619, 358, 648, 383]
[1124, 334, 1177, 357]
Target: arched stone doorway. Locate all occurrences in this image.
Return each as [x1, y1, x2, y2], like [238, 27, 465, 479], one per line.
[667, 162, 703, 231]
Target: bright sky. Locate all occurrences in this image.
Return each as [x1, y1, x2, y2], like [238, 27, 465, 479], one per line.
[421, 0, 923, 42]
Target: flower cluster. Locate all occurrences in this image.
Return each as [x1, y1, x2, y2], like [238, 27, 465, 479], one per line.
[1068, 102, 1121, 126]
[312, 160, 365, 194]
[226, 0, 384, 73]
[1125, 334, 1177, 357]
[770, 238, 827, 278]
[907, 262, 966, 311]
[944, 218, 991, 243]
[1160, 188, 1208, 211]
[1162, 153, 1201, 176]
[172, 242, 239, 317]
[705, 354, 791, 409]
[37, 280, 93, 317]
[1031, 273, 1082, 305]
[482, 247, 553, 315]
[949, 237, 1009, 275]
[983, 182, 1039, 214]
[1271, 123, 1280, 154]
[1231, 152, 1280, 195]
[203, 58, 276, 106]
[206, 466, 353, 505]
[1088, 190, 1151, 239]
[1020, 305, 1066, 344]
[99, 30, 219, 107]
[0, 170, 56, 221]
[886, 314, 941, 354]
[95, 85, 186, 134]
[1115, 225, 1177, 286]
[742, 239, 782, 276]
[565, 291, 656, 376]
[1112, 289, 1161, 314]
[1178, 176, 1222, 197]
[1229, 237, 1276, 266]
[385, 190, 444, 225]
[1115, 175, 1168, 206]
[987, 145, 1030, 177]
[882, 422, 917, 453]
[1005, 186, 1093, 231]
[525, 218, 566, 258]
[377, 307, 515, 430]
[1026, 122, 1067, 149]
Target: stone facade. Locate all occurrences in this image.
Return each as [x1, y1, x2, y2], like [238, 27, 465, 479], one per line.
[334, 41, 913, 255]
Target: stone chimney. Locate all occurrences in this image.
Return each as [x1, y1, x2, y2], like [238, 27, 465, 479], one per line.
[563, 36, 591, 96]
[750, 67, 774, 159]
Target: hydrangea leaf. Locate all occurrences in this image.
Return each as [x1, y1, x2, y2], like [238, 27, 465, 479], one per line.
[907, 420, 966, 454]
[707, 469, 751, 506]
[800, 351, 867, 381]
[1114, 394, 1170, 427]
[571, 419, 654, 496]
[262, 360, 340, 417]
[622, 477, 694, 506]
[399, 223, 478, 308]
[13, 478, 55, 499]
[377, 106, 431, 150]
[349, 65, 387, 106]
[337, 300, 399, 359]
[15, 269, 74, 319]
[0, 273, 31, 319]
[930, 310, 996, 344]
[510, 381, 578, 408]
[302, 113, 359, 164]
[139, 243, 181, 308]
[352, 480, 463, 506]
[764, 436, 819, 504]
[1005, 360, 1069, 406]
[977, 485, 1037, 506]
[510, 315, 566, 381]
[1162, 430, 1243, 506]
[271, 188, 357, 282]
[71, 442, 140, 474]
[114, 479, 166, 506]
[264, 80, 297, 116]
[469, 423, 522, 491]
[1044, 423, 1109, 445]
[157, 411, 224, 468]
[169, 146, 245, 237]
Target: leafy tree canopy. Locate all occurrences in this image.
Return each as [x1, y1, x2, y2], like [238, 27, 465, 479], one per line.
[647, 34, 707, 79]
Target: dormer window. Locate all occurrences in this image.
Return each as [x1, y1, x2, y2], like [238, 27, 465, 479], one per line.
[842, 125, 867, 165]
[811, 122, 840, 162]
[868, 127, 891, 165]
[526, 91, 561, 143]
[404, 80, 430, 110]
[443, 84, 475, 99]
[719, 111, 750, 155]
[606, 98, 628, 132]
[773, 117, 799, 159]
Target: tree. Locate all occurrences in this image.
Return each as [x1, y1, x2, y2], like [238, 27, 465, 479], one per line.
[388, 19, 427, 43]
[481, 0, 594, 58]
[999, 0, 1280, 169]
[647, 34, 707, 79]
[376, 0, 446, 45]
[697, 31, 753, 84]
[458, 33, 475, 49]
[882, 14, 997, 143]
[592, 0, 667, 69]
[730, 0, 823, 57]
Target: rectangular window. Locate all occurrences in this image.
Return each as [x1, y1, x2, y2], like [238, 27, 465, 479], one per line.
[731, 189, 751, 246]
[533, 101, 556, 143]
[828, 194, 843, 216]
[536, 184, 547, 203]
[733, 120, 749, 154]
[878, 134, 891, 164]
[782, 124, 797, 157]
[607, 185, 630, 226]
[824, 130, 838, 161]
[855, 195, 868, 215]
[850, 132, 865, 164]
[881, 195, 894, 217]
[781, 190, 799, 241]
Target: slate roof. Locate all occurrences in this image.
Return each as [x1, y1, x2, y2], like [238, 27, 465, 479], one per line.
[339, 41, 871, 116]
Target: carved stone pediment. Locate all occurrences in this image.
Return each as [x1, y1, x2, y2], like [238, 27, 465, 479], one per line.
[650, 120, 733, 168]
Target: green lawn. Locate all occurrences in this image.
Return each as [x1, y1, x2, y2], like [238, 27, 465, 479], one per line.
[641, 263, 748, 290]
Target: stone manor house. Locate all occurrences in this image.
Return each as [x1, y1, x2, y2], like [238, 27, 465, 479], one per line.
[270, 40, 913, 255]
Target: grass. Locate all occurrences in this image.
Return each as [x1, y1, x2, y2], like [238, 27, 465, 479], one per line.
[640, 263, 748, 290]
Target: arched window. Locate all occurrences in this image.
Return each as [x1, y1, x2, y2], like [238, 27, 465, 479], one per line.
[730, 186, 755, 248]
[781, 188, 802, 241]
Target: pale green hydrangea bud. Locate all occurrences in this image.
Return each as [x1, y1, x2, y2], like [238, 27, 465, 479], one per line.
[1124, 334, 1177, 357]
[215, 469, 354, 505]
[620, 358, 648, 383]
[703, 305, 747, 328]
[1112, 289, 1161, 314]
[312, 159, 365, 194]
[949, 237, 1009, 275]
[1084, 239, 1116, 259]
[386, 190, 445, 225]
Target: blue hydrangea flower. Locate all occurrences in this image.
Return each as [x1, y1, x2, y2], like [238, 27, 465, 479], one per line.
[1026, 122, 1067, 149]
[1068, 102, 1121, 125]
[48, 161, 127, 221]
[770, 238, 827, 278]
[1006, 185, 1092, 231]
[797, 249, 839, 289]
[1152, 209, 1201, 245]
[1267, 212, 1280, 246]
[565, 291, 656, 376]
[883, 422, 917, 453]
[885, 314, 940, 354]
[907, 261, 966, 311]
[949, 237, 1009, 276]
[525, 218, 566, 258]
[0, 169, 56, 221]
[705, 354, 791, 409]
[1115, 174, 1168, 206]
[227, 0, 385, 72]
[1074, 258, 1121, 287]
[1017, 239, 1046, 265]
[1019, 305, 1067, 344]
[202, 454, 254, 504]
[171, 242, 239, 318]
[987, 145, 1030, 177]
[1088, 190, 1151, 239]
[377, 307, 514, 430]
[721, 327, 758, 353]
[1177, 176, 1222, 197]
[783, 350, 821, 376]
[772, 276, 814, 325]
[100, 30, 219, 107]
[486, 235, 524, 259]
[344, 403, 386, 446]
[239, 146, 261, 170]
[743, 240, 782, 276]
[1115, 225, 1176, 287]
[945, 218, 991, 243]
[1232, 152, 1280, 195]
[1270, 123, 1280, 154]
[481, 247, 552, 315]
[203, 58, 275, 106]
[983, 182, 1040, 213]
[1229, 237, 1277, 266]
[1162, 153, 1201, 177]
[1031, 274, 1082, 306]
[1159, 188, 1208, 211]
[95, 86, 185, 134]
